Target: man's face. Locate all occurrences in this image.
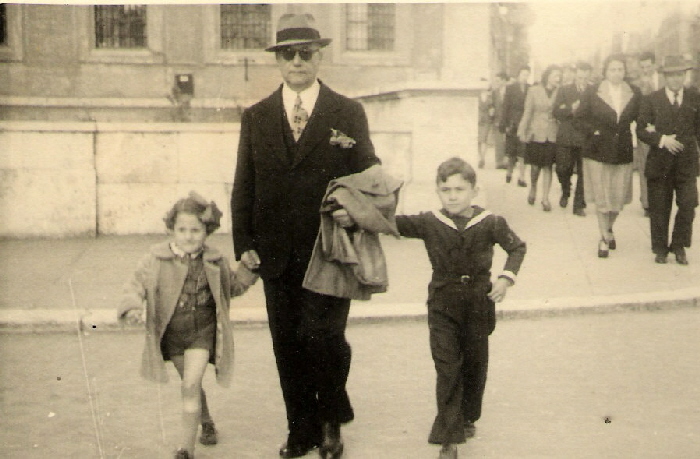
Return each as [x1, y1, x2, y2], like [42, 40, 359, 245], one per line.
[575, 69, 590, 87]
[276, 44, 322, 92]
[639, 59, 655, 77]
[665, 71, 685, 92]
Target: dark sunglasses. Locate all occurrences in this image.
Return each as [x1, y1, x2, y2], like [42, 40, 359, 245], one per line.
[277, 47, 317, 62]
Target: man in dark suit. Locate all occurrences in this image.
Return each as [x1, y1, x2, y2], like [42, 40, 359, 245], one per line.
[231, 14, 379, 458]
[500, 66, 531, 186]
[637, 56, 700, 265]
[553, 61, 592, 216]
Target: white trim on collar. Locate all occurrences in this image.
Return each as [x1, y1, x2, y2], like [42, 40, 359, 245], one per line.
[431, 209, 493, 231]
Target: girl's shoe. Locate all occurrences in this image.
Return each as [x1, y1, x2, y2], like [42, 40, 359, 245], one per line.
[598, 239, 609, 258]
[439, 444, 458, 459]
[199, 421, 218, 445]
[527, 192, 536, 205]
[541, 201, 552, 212]
[517, 179, 528, 187]
[174, 448, 191, 459]
[608, 231, 616, 250]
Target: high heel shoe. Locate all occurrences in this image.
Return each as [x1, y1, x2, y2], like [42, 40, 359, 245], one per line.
[541, 201, 552, 212]
[598, 239, 609, 258]
[607, 230, 616, 250]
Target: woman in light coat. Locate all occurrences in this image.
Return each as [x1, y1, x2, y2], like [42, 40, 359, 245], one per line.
[518, 65, 562, 211]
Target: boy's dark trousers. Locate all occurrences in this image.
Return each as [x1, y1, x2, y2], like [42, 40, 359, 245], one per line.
[555, 144, 586, 211]
[427, 281, 491, 445]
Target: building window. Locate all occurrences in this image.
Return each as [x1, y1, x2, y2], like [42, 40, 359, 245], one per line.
[95, 5, 147, 49]
[346, 4, 395, 51]
[220, 4, 271, 50]
[0, 4, 7, 46]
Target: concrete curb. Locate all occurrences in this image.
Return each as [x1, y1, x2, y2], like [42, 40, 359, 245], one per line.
[1, 287, 698, 332]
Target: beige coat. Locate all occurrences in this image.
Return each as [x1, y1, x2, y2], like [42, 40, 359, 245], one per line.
[518, 84, 559, 143]
[118, 242, 257, 387]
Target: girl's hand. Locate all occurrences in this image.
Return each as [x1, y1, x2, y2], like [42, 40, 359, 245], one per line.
[332, 208, 355, 228]
[488, 278, 511, 303]
[122, 309, 144, 325]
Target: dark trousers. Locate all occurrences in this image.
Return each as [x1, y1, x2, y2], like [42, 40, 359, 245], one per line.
[647, 173, 698, 255]
[556, 144, 586, 210]
[262, 259, 353, 446]
[427, 284, 490, 445]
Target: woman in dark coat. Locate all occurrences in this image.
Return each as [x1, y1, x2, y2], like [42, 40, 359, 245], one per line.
[575, 54, 642, 257]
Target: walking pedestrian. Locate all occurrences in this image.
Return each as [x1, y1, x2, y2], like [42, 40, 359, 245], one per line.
[118, 192, 258, 459]
[636, 56, 700, 265]
[518, 65, 562, 211]
[553, 61, 592, 216]
[392, 157, 526, 458]
[575, 54, 642, 258]
[477, 87, 495, 169]
[492, 72, 509, 169]
[231, 13, 380, 459]
[500, 66, 531, 187]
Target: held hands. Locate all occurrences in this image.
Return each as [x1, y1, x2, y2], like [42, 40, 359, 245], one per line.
[488, 277, 512, 303]
[241, 250, 261, 271]
[661, 134, 684, 155]
[121, 309, 144, 325]
[332, 208, 356, 228]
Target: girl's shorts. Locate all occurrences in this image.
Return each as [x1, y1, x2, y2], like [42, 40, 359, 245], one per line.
[161, 308, 216, 360]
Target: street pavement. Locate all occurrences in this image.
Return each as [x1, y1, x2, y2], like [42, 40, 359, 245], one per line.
[1, 158, 699, 328]
[2, 309, 699, 458]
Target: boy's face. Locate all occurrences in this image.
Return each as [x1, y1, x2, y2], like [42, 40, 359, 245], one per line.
[172, 212, 207, 254]
[436, 174, 478, 215]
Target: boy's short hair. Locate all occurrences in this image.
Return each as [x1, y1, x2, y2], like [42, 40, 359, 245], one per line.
[436, 157, 477, 186]
[163, 191, 223, 235]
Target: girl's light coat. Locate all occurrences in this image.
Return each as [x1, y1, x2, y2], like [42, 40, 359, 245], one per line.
[119, 241, 257, 387]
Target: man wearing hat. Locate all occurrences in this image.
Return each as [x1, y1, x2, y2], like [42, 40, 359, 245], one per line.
[231, 13, 379, 458]
[637, 56, 700, 265]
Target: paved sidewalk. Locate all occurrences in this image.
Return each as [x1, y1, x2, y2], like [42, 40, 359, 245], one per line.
[1, 163, 699, 328]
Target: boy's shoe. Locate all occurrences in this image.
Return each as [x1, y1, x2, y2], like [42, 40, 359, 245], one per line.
[174, 448, 191, 459]
[439, 443, 458, 458]
[464, 421, 476, 438]
[199, 421, 218, 445]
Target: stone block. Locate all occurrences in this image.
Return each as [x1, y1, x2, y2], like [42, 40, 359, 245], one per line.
[177, 131, 239, 183]
[96, 132, 178, 183]
[98, 183, 177, 234]
[0, 130, 94, 170]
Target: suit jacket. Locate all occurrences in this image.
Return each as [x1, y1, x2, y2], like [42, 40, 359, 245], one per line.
[500, 82, 530, 134]
[634, 72, 666, 96]
[517, 84, 558, 143]
[636, 88, 700, 180]
[553, 83, 588, 147]
[575, 80, 642, 164]
[231, 82, 380, 279]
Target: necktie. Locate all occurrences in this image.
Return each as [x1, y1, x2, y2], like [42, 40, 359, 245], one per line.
[672, 92, 679, 109]
[291, 94, 308, 142]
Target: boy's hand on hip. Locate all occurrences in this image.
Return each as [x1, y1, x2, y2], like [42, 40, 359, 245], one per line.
[488, 278, 511, 303]
[241, 250, 261, 271]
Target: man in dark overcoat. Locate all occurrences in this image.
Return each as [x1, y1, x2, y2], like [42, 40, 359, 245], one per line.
[231, 13, 380, 458]
[552, 61, 592, 216]
[500, 66, 531, 186]
[636, 56, 700, 265]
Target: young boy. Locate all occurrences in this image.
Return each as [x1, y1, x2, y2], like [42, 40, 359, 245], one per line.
[392, 157, 527, 458]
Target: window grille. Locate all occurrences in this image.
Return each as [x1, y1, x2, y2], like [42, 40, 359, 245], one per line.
[220, 4, 271, 50]
[346, 3, 395, 51]
[0, 4, 7, 46]
[95, 5, 147, 49]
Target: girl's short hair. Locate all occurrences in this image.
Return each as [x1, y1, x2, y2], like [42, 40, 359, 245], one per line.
[602, 54, 627, 78]
[163, 191, 223, 235]
[436, 157, 477, 186]
[541, 65, 562, 85]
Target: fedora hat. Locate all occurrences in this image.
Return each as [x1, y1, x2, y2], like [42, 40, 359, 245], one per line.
[265, 13, 332, 52]
[660, 55, 694, 73]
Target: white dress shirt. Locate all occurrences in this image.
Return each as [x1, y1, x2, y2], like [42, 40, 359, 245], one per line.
[282, 79, 321, 125]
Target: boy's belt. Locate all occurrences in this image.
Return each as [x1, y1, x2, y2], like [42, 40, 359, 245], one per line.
[431, 272, 490, 286]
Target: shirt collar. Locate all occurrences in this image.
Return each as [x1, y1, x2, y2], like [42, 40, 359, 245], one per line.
[169, 242, 203, 260]
[665, 86, 684, 105]
[282, 79, 321, 120]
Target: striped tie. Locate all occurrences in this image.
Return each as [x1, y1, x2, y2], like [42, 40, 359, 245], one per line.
[291, 94, 308, 141]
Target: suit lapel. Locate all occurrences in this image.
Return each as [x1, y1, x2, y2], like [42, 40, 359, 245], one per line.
[262, 87, 290, 165]
[292, 84, 341, 169]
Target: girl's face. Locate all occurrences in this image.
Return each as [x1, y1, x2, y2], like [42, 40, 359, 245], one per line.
[172, 212, 207, 254]
[547, 69, 562, 88]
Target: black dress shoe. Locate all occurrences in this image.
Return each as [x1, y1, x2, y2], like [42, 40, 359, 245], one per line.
[673, 248, 688, 265]
[559, 196, 568, 208]
[517, 179, 528, 187]
[279, 440, 319, 458]
[319, 422, 343, 459]
[505, 174, 512, 183]
[573, 208, 586, 217]
[655, 254, 668, 264]
[174, 449, 191, 459]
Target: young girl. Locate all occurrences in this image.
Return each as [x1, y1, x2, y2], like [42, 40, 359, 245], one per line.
[118, 191, 258, 459]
